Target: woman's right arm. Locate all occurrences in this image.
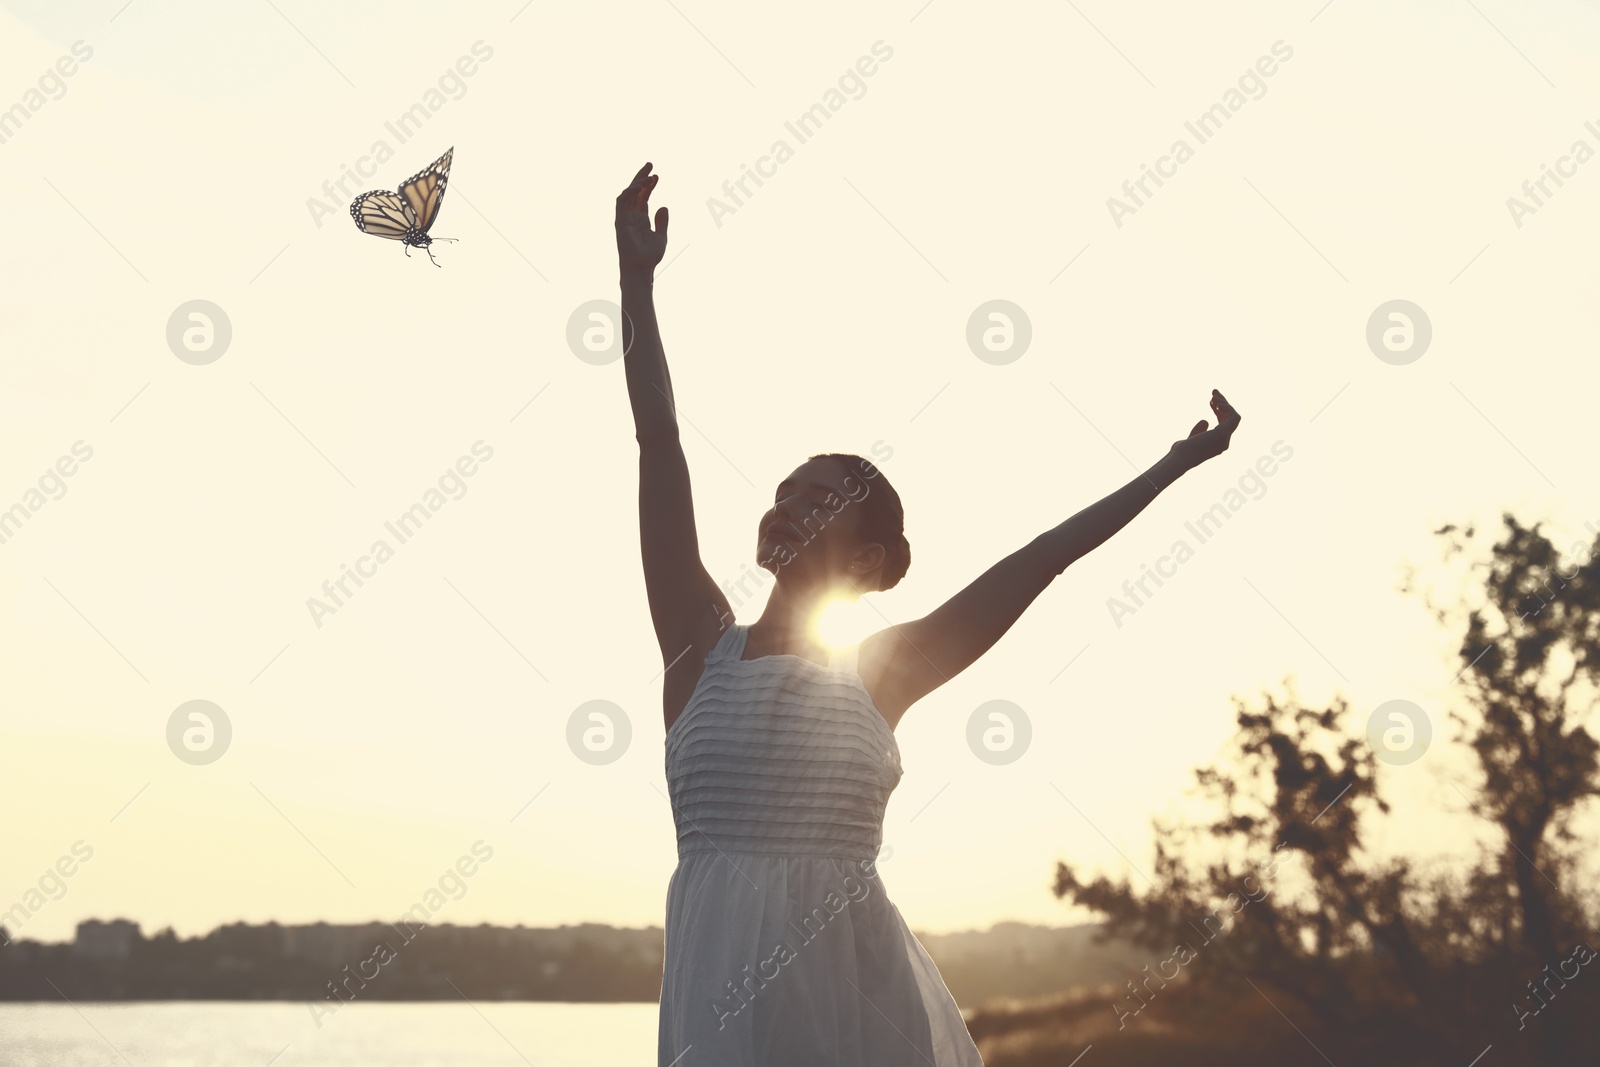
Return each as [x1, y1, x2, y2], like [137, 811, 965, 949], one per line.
[615, 164, 732, 691]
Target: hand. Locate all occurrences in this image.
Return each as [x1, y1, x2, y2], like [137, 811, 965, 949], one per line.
[616, 162, 667, 276]
[1168, 389, 1241, 470]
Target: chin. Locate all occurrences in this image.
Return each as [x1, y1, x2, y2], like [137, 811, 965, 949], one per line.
[757, 536, 796, 572]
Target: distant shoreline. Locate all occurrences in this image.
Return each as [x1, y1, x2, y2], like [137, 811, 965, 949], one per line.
[1, 919, 1143, 1009]
[0, 995, 662, 1003]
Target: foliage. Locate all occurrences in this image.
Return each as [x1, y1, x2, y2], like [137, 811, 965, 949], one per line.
[1030, 513, 1600, 1066]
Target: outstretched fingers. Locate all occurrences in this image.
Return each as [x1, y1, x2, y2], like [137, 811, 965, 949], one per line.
[1209, 389, 1241, 431]
[617, 163, 658, 212]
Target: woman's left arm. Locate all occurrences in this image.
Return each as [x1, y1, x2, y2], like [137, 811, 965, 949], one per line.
[865, 389, 1241, 721]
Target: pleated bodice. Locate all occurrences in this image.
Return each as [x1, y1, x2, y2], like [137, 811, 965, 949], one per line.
[663, 622, 903, 862]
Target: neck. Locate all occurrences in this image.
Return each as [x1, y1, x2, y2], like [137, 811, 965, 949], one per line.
[750, 582, 835, 651]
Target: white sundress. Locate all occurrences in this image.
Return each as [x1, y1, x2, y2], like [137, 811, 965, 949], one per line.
[659, 622, 985, 1066]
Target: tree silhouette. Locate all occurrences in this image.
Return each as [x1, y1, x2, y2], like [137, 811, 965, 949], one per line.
[1410, 513, 1600, 1062]
[1047, 512, 1600, 1066]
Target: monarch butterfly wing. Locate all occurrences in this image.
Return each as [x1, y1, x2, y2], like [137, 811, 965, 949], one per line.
[399, 146, 452, 233]
[350, 190, 417, 241]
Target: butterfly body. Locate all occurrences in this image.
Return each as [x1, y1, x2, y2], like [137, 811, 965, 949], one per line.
[350, 146, 456, 266]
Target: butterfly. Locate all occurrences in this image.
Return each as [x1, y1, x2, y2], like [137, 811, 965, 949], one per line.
[349, 146, 457, 266]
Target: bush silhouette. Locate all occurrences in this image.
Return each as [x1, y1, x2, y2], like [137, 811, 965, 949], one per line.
[1020, 513, 1600, 1067]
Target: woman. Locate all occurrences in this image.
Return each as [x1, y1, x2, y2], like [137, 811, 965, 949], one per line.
[616, 162, 1240, 1066]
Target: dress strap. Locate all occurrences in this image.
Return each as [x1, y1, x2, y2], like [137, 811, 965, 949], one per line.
[707, 620, 748, 663]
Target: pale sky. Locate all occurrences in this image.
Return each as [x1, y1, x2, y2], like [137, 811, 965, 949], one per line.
[2, 0, 1598, 945]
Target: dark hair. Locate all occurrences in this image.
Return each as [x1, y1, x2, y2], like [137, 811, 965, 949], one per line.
[806, 452, 910, 592]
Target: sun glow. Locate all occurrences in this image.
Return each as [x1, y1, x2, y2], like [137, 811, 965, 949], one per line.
[813, 596, 879, 650]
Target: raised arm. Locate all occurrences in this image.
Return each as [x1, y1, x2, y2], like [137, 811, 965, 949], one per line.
[615, 164, 732, 706]
[864, 390, 1242, 724]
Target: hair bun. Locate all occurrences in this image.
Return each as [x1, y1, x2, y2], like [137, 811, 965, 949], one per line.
[881, 532, 911, 591]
